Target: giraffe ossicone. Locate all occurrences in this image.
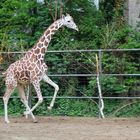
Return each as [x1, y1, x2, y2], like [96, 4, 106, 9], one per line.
[3, 14, 78, 123]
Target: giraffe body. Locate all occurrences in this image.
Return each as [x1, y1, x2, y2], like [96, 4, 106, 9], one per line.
[5, 52, 47, 86]
[3, 14, 78, 123]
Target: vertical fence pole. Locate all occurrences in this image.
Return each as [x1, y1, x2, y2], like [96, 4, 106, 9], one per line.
[99, 50, 102, 74]
[98, 50, 101, 117]
[97, 50, 105, 118]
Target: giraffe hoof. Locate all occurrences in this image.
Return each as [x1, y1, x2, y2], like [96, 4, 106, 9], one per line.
[33, 119, 38, 123]
[25, 115, 29, 119]
[5, 119, 10, 123]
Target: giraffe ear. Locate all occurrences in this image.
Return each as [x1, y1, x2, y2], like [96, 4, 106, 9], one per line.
[66, 13, 70, 16]
[62, 14, 65, 18]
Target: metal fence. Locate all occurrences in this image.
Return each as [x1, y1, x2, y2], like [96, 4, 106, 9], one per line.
[0, 48, 140, 100]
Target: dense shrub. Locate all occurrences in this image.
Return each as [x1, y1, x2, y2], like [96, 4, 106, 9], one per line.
[0, 0, 140, 117]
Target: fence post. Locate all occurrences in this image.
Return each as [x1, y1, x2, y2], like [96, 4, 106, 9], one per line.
[97, 50, 105, 118]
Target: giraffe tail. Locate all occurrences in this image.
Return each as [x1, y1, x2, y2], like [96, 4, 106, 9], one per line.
[2, 71, 7, 77]
[2, 71, 7, 82]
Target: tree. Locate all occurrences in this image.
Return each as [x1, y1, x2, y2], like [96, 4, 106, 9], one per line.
[0, 0, 140, 117]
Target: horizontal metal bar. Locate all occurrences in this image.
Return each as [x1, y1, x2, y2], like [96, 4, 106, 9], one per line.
[0, 74, 139, 78]
[0, 96, 140, 99]
[103, 74, 140, 76]
[47, 74, 96, 77]
[47, 74, 140, 77]
[46, 49, 140, 53]
[0, 49, 140, 54]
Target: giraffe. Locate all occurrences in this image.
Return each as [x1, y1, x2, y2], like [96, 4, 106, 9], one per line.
[3, 14, 78, 123]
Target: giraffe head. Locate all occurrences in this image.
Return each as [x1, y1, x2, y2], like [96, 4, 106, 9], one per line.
[62, 14, 79, 31]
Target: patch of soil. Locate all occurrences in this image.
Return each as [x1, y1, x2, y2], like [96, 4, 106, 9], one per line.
[0, 116, 140, 140]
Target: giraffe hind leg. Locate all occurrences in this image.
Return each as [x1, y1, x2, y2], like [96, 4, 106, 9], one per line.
[3, 85, 16, 123]
[24, 85, 30, 119]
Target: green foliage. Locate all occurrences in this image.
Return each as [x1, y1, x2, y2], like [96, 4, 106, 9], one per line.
[0, 0, 140, 117]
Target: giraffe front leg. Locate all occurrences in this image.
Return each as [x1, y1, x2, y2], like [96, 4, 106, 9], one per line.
[25, 106, 29, 119]
[22, 101, 37, 123]
[42, 74, 59, 110]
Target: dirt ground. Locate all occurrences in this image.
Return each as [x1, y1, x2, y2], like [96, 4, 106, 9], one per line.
[0, 116, 140, 140]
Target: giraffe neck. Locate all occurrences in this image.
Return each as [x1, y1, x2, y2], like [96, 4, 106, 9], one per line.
[27, 19, 63, 60]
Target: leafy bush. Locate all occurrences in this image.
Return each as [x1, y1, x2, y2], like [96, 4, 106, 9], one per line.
[0, 0, 140, 117]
